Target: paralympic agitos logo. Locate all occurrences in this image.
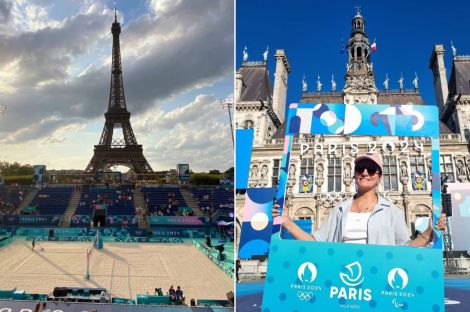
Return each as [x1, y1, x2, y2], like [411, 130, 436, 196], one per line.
[330, 261, 372, 301]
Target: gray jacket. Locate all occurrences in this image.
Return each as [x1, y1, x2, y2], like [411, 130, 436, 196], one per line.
[313, 196, 410, 246]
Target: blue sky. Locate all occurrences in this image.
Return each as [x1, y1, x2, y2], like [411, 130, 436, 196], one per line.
[0, 0, 233, 171]
[237, 0, 470, 110]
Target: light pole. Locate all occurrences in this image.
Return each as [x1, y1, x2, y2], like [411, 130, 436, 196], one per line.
[219, 97, 234, 148]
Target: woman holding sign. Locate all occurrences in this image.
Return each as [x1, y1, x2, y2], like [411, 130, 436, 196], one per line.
[272, 153, 447, 246]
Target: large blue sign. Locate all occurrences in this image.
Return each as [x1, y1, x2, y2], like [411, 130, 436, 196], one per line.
[241, 103, 445, 311]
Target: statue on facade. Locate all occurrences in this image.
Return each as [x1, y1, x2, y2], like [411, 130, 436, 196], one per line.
[243, 46, 248, 62]
[316, 75, 322, 92]
[288, 164, 296, 180]
[383, 74, 389, 91]
[331, 74, 337, 92]
[457, 160, 465, 176]
[398, 73, 404, 90]
[302, 75, 308, 92]
[344, 163, 351, 179]
[428, 160, 433, 181]
[263, 46, 269, 62]
[316, 163, 324, 178]
[412, 72, 419, 90]
[400, 162, 408, 177]
[451, 40, 457, 57]
[250, 165, 258, 180]
[260, 165, 268, 180]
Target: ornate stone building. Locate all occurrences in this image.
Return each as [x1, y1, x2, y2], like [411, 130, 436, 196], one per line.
[235, 11, 470, 247]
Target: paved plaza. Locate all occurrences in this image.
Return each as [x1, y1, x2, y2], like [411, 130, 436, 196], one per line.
[0, 240, 232, 301]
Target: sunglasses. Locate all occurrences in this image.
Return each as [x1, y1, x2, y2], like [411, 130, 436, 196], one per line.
[355, 165, 381, 176]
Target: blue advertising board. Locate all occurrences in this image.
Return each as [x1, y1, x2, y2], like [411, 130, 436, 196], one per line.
[147, 216, 209, 226]
[3, 215, 62, 227]
[237, 103, 444, 311]
[177, 163, 190, 183]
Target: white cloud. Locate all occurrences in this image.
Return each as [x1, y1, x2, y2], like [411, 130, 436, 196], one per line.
[134, 94, 221, 132]
[135, 94, 233, 171]
[0, 0, 233, 171]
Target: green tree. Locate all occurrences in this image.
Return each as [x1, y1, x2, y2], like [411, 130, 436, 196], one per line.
[0, 161, 33, 176]
[224, 167, 234, 177]
[191, 173, 221, 185]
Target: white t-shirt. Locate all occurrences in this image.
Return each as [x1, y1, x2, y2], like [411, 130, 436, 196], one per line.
[342, 212, 372, 244]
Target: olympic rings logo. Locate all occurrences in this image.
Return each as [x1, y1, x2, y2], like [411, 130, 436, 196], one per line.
[319, 192, 347, 201]
[297, 291, 314, 300]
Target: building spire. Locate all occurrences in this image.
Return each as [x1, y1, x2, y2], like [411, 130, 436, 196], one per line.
[109, 12, 124, 109]
[114, 9, 117, 23]
[347, 10, 370, 70]
[355, 4, 361, 16]
[343, 10, 378, 103]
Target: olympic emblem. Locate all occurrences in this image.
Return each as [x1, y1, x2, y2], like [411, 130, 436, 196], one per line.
[297, 291, 314, 300]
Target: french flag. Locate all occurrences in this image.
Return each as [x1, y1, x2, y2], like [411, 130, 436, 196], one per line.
[371, 40, 377, 52]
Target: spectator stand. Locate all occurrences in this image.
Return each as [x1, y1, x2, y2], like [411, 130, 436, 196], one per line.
[189, 187, 234, 222]
[0, 186, 32, 222]
[141, 186, 188, 217]
[72, 185, 137, 228]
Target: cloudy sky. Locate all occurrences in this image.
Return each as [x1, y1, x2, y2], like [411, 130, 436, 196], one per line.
[0, 0, 234, 172]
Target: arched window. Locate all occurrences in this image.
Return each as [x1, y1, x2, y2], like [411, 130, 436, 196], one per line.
[266, 126, 273, 138]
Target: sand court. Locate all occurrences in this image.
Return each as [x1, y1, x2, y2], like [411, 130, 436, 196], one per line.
[0, 240, 232, 301]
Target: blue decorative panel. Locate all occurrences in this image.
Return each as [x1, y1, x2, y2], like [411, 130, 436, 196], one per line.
[236, 129, 254, 189]
[238, 188, 276, 259]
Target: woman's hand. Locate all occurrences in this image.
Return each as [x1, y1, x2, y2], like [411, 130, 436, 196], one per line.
[272, 203, 291, 223]
[409, 213, 447, 247]
[272, 202, 315, 241]
[433, 213, 447, 231]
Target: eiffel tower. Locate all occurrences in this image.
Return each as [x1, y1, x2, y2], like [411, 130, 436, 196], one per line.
[85, 11, 153, 174]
